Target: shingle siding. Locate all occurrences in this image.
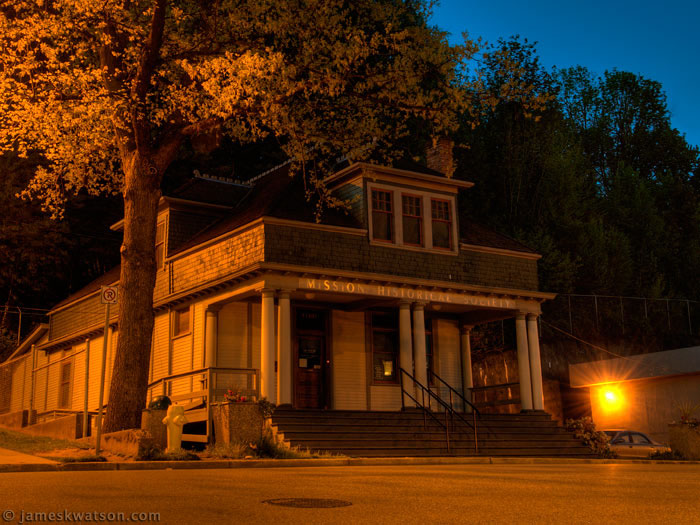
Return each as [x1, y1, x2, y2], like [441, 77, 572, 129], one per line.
[264, 224, 539, 291]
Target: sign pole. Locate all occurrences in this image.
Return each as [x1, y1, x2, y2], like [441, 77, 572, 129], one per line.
[95, 285, 118, 456]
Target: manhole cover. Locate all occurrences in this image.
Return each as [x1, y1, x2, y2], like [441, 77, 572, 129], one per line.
[263, 498, 352, 508]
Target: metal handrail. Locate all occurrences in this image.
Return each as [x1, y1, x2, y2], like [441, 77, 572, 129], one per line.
[428, 369, 480, 453]
[400, 367, 477, 454]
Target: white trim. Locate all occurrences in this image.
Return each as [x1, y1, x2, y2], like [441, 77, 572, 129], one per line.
[460, 243, 542, 260]
[326, 162, 475, 189]
[367, 181, 459, 255]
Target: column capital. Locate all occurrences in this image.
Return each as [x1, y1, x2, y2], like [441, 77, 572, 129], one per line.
[515, 312, 527, 321]
[526, 313, 539, 321]
[460, 324, 473, 335]
[278, 290, 292, 300]
[412, 302, 428, 311]
[206, 304, 223, 314]
[261, 289, 276, 299]
[399, 301, 412, 310]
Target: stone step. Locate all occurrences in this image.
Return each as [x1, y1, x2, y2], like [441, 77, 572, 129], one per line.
[277, 431, 582, 442]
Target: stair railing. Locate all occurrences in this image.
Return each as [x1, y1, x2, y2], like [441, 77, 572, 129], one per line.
[427, 369, 480, 454]
[400, 367, 472, 454]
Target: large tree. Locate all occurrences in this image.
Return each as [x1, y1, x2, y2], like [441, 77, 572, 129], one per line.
[1, 0, 486, 431]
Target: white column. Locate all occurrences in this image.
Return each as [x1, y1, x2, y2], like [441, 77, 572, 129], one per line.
[460, 325, 474, 412]
[527, 314, 545, 411]
[204, 307, 219, 368]
[260, 289, 277, 403]
[412, 303, 427, 389]
[277, 291, 292, 406]
[515, 313, 533, 411]
[399, 302, 414, 406]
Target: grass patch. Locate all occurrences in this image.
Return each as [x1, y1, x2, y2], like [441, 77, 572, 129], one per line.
[0, 428, 89, 455]
[204, 442, 249, 459]
[43, 455, 107, 463]
[138, 448, 200, 461]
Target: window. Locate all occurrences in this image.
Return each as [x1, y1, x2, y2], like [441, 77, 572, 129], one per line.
[371, 190, 393, 242]
[402, 195, 423, 246]
[431, 199, 452, 250]
[173, 306, 190, 337]
[59, 361, 72, 408]
[155, 221, 166, 270]
[371, 313, 398, 383]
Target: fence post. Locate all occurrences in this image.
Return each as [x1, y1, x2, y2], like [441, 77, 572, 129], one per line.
[666, 299, 671, 331]
[568, 296, 573, 334]
[688, 300, 693, 335]
[28, 344, 36, 425]
[594, 295, 599, 331]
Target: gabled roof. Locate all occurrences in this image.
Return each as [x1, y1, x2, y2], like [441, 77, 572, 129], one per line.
[459, 219, 538, 255]
[51, 265, 121, 311]
[5, 323, 48, 362]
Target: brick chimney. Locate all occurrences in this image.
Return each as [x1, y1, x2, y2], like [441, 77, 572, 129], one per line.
[426, 136, 455, 177]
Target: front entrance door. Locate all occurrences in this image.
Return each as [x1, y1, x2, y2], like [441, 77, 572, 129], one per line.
[294, 309, 327, 409]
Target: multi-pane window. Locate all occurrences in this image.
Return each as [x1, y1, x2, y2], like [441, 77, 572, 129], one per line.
[59, 361, 72, 408]
[371, 313, 398, 383]
[173, 306, 190, 337]
[155, 221, 166, 270]
[371, 190, 393, 242]
[431, 199, 452, 249]
[402, 195, 423, 246]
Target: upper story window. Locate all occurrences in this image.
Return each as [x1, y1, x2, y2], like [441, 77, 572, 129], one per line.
[173, 306, 190, 337]
[367, 182, 458, 254]
[402, 195, 423, 246]
[431, 199, 452, 250]
[371, 189, 393, 242]
[155, 221, 166, 270]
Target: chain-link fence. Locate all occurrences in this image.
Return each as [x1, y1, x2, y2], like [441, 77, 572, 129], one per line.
[541, 294, 700, 351]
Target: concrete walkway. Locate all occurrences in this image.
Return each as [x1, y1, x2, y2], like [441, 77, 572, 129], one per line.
[0, 447, 57, 465]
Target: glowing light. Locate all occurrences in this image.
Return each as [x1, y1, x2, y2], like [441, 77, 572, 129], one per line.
[598, 384, 624, 412]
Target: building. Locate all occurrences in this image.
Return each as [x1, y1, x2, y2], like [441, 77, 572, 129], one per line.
[0, 148, 556, 445]
[569, 346, 700, 443]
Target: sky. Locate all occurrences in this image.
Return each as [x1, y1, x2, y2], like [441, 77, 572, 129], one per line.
[430, 0, 700, 147]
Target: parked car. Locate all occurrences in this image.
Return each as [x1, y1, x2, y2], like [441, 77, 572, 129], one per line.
[603, 430, 671, 458]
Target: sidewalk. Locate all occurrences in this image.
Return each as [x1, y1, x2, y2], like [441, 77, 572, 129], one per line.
[0, 451, 697, 473]
[0, 447, 58, 468]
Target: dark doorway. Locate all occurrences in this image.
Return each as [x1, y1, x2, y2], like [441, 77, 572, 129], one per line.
[294, 309, 328, 409]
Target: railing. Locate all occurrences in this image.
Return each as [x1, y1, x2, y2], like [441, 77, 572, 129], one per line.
[147, 367, 259, 443]
[427, 369, 480, 451]
[399, 367, 479, 454]
[470, 382, 520, 410]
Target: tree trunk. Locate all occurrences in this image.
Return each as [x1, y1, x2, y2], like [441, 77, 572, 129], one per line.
[103, 157, 161, 433]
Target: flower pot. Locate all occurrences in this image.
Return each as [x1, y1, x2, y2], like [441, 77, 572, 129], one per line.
[211, 402, 265, 445]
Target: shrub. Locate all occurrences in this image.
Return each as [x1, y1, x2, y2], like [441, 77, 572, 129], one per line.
[565, 417, 616, 458]
[649, 449, 686, 460]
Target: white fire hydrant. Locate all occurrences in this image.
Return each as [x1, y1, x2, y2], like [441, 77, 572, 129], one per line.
[162, 405, 188, 453]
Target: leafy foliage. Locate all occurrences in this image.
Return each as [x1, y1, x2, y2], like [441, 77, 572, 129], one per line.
[565, 417, 616, 458]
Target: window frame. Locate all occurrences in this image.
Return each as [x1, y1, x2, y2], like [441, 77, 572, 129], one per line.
[58, 360, 73, 409]
[366, 182, 458, 254]
[401, 193, 424, 247]
[172, 305, 191, 339]
[370, 313, 399, 385]
[370, 188, 395, 243]
[155, 220, 166, 270]
[430, 198, 453, 251]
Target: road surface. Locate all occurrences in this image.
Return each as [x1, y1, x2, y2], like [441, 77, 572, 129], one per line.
[0, 463, 698, 524]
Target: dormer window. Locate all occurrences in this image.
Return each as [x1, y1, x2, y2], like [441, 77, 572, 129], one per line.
[371, 189, 394, 242]
[431, 199, 452, 250]
[367, 181, 458, 254]
[402, 195, 423, 246]
[155, 221, 165, 269]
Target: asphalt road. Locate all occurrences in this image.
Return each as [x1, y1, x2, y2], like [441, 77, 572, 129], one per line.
[0, 464, 698, 524]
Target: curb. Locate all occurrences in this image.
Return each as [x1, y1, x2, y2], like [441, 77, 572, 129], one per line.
[0, 456, 698, 473]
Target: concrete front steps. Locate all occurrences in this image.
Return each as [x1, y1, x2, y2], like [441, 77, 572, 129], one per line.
[270, 408, 596, 458]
